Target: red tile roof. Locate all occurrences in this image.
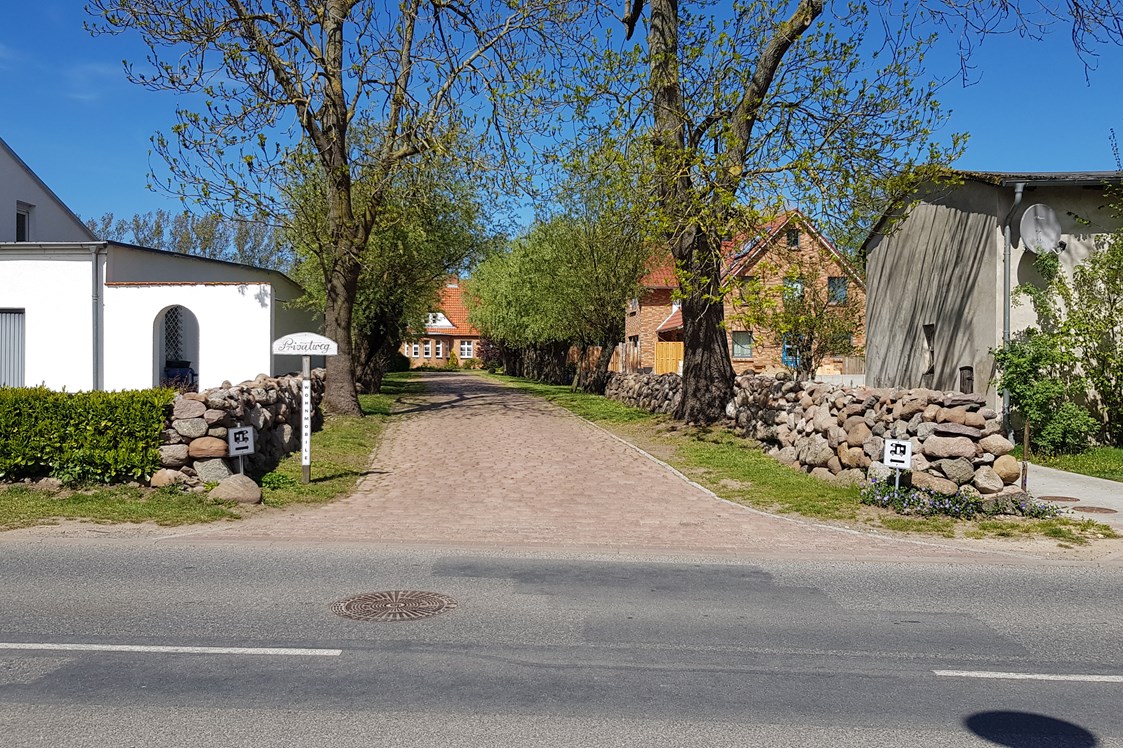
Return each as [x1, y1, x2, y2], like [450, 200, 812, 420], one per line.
[425, 283, 479, 337]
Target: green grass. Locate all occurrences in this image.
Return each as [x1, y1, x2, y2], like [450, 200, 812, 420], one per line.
[480, 372, 655, 424]
[0, 372, 421, 529]
[486, 372, 1118, 546]
[1016, 445, 1123, 483]
[258, 372, 422, 508]
[965, 517, 1117, 546]
[0, 484, 239, 530]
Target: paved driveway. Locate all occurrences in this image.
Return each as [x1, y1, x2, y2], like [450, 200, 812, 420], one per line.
[186, 373, 1014, 560]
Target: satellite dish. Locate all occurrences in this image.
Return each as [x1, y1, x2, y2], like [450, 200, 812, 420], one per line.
[1019, 203, 1063, 254]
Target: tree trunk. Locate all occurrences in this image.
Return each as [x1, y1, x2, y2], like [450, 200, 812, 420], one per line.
[579, 338, 616, 396]
[673, 229, 735, 424]
[322, 255, 363, 415]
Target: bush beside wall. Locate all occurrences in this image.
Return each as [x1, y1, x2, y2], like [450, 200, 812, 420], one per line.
[0, 387, 174, 484]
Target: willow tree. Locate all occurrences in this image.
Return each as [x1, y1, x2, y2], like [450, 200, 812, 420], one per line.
[87, 0, 578, 414]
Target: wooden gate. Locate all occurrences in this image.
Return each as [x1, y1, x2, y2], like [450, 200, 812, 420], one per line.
[655, 341, 684, 375]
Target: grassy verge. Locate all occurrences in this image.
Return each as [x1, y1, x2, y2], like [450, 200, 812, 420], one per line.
[0, 372, 421, 530]
[1015, 446, 1123, 483]
[486, 373, 1117, 546]
[259, 372, 422, 507]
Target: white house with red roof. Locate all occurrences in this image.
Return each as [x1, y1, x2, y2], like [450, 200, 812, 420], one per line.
[623, 210, 865, 378]
[402, 278, 481, 367]
[0, 135, 317, 391]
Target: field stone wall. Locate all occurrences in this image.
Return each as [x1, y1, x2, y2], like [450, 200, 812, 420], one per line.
[152, 370, 326, 491]
[605, 372, 1022, 499]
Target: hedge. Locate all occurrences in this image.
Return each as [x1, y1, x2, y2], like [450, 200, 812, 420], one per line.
[0, 386, 175, 485]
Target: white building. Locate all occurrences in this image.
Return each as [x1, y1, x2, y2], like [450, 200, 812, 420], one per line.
[864, 170, 1123, 406]
[1, 135, 318, 391]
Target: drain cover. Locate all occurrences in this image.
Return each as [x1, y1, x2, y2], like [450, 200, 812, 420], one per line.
[331, 591, 458, 622]
[1073, 506, 1118, 514]
[1038, 495, 1080, 503]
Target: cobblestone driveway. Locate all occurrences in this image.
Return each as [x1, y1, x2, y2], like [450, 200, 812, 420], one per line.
[198, 373, 1004, 560]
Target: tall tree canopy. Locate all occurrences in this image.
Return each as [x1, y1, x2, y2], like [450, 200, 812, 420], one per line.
[597, 0, 1123, 424]
[467, 141, 652, 391]
[88, 0, 579, 414]
[285, 145, 496, 393]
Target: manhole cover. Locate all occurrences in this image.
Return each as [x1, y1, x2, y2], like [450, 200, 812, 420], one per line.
[1073, 506, 1118, 515]
[331, 591, 458, 622]
[1038, 495, 1080, 503]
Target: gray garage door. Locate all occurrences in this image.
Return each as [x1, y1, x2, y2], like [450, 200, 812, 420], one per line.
[0, 309, 25, 387]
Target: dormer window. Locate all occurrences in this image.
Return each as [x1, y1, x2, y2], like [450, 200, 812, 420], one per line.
[426, 312, 453, 327]
[15, 203, 31, 242]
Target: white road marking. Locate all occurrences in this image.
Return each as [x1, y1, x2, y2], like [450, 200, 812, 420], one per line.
[934, 669, 1123, 683]
[0, 642, 341, 657]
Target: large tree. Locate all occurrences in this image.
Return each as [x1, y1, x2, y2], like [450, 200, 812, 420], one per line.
[88, 0, 576, 414]
[285, 145, 496, 393]
[610, 0, 1123, 424]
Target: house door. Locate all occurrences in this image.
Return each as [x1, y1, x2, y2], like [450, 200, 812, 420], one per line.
[0, 309, 25, 387]
[655, 341, 684, 375]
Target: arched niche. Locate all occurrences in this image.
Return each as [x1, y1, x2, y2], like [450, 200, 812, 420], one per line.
[153, 305, 200, 389]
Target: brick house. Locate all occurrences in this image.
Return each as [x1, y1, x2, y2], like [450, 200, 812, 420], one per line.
[402, 279, 481, 367]
[623, 211, 865, 378]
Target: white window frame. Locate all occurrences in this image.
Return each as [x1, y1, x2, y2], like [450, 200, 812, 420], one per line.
[435, 340, 444, 358]
[411, 342, 420, 358]
[731, 330, 753, 359]
[423, 340, 432, 358]
[460, 339, 474, 359]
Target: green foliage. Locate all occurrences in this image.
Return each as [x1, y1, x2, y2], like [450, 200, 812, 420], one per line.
[286, 140, 496, 392]
[997, 227, 1123, 452]
[467, 140, 652, 389]
[0, 387, 175, 485]
[993, 326, 1096, 455]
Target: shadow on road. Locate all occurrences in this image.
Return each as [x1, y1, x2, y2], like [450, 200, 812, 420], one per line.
[965, 711, 1098, 747]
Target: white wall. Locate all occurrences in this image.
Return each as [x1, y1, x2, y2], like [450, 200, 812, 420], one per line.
[0, 248, 99, 390]
[103, 283, 274, 391]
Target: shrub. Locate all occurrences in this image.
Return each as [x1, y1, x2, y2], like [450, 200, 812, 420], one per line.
[0, 386, 174, 485]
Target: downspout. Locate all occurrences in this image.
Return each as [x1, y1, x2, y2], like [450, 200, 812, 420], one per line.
[89, 243, 106, 391]
[1001, 182, 1025, 441]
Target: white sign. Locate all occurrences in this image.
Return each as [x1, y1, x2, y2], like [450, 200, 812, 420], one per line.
[227, 426, 255, 456]
[301, 378, 312, 467]
[272, 332, 339, 356]
[883, 439, 913, 470]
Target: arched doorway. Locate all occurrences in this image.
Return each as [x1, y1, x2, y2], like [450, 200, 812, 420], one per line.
[153, 305, 200, 389]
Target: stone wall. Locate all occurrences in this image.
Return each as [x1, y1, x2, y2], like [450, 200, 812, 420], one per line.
[604, 371, 1022, 497]
[153, 370, 325, 491]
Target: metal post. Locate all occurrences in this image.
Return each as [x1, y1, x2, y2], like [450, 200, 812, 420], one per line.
[301, 355, 311, 484]
[894, 468, 901, 494]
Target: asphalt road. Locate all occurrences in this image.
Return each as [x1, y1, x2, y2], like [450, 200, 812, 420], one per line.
[1, 539, 1121, 747]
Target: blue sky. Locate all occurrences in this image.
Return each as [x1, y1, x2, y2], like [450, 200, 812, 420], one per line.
[2, 2, 1122, 229]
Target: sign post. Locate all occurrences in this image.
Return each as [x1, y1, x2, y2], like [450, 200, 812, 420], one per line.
[227, 425, 255, 475]
[272, 332, 339, 484]
[883, 438, 913, 493]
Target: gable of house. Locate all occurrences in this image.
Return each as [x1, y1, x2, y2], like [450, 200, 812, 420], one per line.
[0, 136, 96, 243]
[625, 211, 865, 378]
[863, 170, 1123, 402]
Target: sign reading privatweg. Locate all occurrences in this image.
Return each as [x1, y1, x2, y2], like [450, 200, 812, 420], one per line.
[271, 332, 339, 356]
[272, 332, 338, 484]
